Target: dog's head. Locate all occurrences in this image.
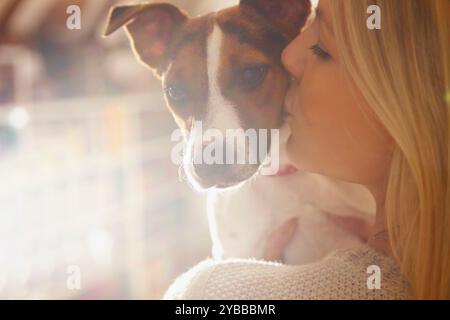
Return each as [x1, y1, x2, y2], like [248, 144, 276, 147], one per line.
[104, 0, 311, 190]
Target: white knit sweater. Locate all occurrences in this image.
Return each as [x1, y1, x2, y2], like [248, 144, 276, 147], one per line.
[164, 245, 412, 300]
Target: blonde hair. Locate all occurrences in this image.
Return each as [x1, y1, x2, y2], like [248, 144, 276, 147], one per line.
[330, 0, 450, 299]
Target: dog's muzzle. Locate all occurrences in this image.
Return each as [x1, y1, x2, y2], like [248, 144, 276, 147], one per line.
[184, 140, 261, 190]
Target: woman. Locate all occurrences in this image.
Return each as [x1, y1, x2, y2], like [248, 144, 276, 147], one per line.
[165, 0, 450, 299]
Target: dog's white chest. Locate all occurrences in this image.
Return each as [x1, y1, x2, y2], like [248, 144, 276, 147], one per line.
[208, 171, 375, 265]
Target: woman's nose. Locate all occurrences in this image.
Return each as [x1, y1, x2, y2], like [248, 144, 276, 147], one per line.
[281, 17, 318, 80]
[282, 34, 307, 80]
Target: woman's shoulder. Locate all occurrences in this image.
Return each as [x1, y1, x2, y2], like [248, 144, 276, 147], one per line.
[164, 245, 412, 300]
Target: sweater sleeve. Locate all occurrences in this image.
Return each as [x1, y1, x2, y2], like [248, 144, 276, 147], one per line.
[163, 259, 219, 300]
[163, 246, 412, 300]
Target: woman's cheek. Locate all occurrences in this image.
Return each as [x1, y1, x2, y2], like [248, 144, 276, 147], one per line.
[288, 62, 394, 183]
[299, 63, 341, 123]
[286, 64, 352, 173]
[288, 66, 338, 158]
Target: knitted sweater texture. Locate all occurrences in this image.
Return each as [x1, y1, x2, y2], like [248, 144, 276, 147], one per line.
[164, 245, 412, 300]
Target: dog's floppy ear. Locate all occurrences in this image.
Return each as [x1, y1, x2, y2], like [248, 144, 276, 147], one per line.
[103, 3, 188, 77]
[240, 0, 311, 41]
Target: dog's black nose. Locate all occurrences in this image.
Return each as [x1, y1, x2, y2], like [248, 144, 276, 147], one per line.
[192, 163, 235, 187]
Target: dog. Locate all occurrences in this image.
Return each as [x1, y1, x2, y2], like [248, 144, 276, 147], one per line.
[103, 0, 376, 264]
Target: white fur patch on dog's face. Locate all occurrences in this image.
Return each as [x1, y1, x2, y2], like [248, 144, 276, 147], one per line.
[182, 22, 257, 190]
[205, 23, 241, 135]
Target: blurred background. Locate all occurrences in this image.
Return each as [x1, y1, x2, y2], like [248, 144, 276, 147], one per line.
[0, 0, 238, 299]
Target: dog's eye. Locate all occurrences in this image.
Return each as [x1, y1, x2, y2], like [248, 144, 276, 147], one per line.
[164, 85, 188, 102]
[237, 65, 269, 91]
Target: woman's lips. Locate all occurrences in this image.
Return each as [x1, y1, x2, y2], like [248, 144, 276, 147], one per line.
[284, 76, 298, 116]
[283, 111, 293, 122]
[283, 95, 293, 119]
[284, 95, 295, 117]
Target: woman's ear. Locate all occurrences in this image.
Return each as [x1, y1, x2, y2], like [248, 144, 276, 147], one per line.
[103, 3, 188, 77]
[240, 0, 311, 41]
